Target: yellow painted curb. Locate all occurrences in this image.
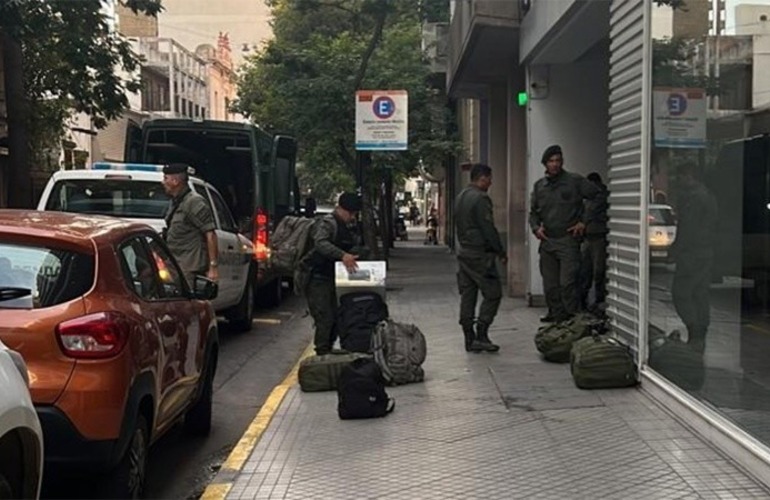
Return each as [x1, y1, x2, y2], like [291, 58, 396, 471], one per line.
[200, 342, 315, 500]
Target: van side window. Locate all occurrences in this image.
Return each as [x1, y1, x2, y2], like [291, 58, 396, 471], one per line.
[209, 188, 237, 232]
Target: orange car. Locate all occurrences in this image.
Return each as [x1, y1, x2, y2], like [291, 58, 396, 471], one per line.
[0, 210, 219, 498]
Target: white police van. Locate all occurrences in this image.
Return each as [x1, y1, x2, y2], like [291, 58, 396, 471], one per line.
[37, 162, 256, 332]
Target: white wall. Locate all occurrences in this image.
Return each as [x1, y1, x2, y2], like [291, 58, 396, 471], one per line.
[651, 4, 674, 39]
[520, 0, 578, 62]
[525, 56, 610, 297]
[753, 34, 770, 107]
[736, 4, 770, 35]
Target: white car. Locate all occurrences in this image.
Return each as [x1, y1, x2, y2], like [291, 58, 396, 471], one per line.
[648, 203, 677, 261]
[37, 163, 256, 331]
[0, 339, 43, 499]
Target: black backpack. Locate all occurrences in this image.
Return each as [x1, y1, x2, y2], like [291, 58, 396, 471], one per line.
[336, 292, 389, 352]
[337, 358, 395, 419]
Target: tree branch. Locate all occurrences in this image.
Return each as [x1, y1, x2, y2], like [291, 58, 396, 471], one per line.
[353, 1, 388, 90]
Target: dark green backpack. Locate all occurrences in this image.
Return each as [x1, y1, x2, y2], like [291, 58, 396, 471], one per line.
[534, 313, 601, 363]
[570, 335, 638, 389]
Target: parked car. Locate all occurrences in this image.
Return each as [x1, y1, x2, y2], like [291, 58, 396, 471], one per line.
[648, 203, 677, 261]
[0, 210, 219, 498]
[37, 162, 256, 331]
[0, 339, 43, 500]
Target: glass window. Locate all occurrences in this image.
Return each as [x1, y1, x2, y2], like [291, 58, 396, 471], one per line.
[45, 179, 170, 219]
[144, 236, 186, 299]
[648, 0, 770, 448]
[209, 187, 237, 232]
[118, 238, 161, 300]
[0, 243, 94, 309]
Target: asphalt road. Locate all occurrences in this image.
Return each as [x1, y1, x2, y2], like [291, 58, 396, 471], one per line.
[41, 291, 312, 500]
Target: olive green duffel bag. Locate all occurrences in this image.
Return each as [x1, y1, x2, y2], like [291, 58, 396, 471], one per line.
[570, 335, 638, 389]
[298, 352, 373, 392]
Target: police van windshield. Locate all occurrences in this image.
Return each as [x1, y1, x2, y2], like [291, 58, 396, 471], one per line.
[45, 179, 170, 218]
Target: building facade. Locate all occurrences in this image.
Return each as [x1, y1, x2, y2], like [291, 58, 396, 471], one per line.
[157, 0, 273, 67]
[447, 0, 770, 485]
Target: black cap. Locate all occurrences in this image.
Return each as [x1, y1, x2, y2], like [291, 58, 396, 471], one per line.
[163, 163, 189, 175]
[541, 145, 563, 165]
[587, 172, 602, 183]
[338, 192, 362, 212]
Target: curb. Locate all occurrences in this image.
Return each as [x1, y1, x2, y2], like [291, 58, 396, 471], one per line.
[200, 342, 315, 500]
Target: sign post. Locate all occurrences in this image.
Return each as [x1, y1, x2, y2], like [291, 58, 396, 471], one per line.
[653, 87, 707, 149]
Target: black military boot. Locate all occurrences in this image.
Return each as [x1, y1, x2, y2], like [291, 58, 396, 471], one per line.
[471, 323, 500, 353]
[461, 323, 477, 352]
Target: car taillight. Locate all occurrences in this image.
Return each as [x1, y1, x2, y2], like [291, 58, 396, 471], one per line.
[55, 312, 130, 359]
[254, 208, 270, 262]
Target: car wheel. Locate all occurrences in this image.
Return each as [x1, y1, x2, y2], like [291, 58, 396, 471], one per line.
[257, 278, 282, 309]
[184, 353, 216, 436]
[228, 280, 254, 333]
[104, 414, 148, 499]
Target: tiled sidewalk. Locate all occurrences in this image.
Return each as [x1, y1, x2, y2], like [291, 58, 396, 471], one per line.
[215, 241, 770, 500]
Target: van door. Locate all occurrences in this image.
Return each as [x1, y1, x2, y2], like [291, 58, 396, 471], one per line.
[272, 135, 298, 223]
[124, 120, 144, 162]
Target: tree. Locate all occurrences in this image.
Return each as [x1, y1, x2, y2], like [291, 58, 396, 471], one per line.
[0, 0, 162, 208]
[236, 0, 459, 254]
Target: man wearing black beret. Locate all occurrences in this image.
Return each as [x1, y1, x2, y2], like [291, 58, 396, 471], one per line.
[162, 163, 219, 288]
[529, 146, 600, 322]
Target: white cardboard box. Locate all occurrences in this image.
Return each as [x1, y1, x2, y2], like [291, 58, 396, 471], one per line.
[335, 261, 386, 302]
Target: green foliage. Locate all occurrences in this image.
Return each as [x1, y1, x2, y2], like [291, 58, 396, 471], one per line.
[0, 0, 162, 146]
[652, 37, 720, 95]
[236, 0, 458, 201]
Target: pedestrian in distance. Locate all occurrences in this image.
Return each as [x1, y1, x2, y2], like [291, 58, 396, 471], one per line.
[529, 145, 600, 323]
[579, 172, 610, 312]
[161, 163, 219, 288]
[298, 192, 365, 355]
[454, 163, 506, 353]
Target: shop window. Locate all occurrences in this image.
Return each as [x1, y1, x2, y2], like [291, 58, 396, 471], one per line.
[648, 0, 770, 448]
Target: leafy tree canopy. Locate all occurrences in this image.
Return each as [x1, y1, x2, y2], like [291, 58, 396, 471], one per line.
[236, 0, 458, 202]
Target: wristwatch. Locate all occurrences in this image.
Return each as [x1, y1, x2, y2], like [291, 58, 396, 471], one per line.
[209, 260, 219, 268]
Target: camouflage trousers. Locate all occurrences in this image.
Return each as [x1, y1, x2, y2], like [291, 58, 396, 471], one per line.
[305, 277, 338, 355]
[539, 236, 581, 321]
[457, 253, 502, 329]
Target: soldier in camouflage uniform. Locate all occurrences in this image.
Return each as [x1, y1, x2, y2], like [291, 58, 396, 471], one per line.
[579, 172, 610, 310]
[300, 192, 363, 355]
[162, 163, 219, 288]
[454, 163, 507, 353]
[671, 162, 717, 356]
[529, 145, 600, 322]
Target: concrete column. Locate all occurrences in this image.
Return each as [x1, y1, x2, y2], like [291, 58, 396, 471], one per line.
[487, 84, 508, 254]
[507, 65, 528, 297]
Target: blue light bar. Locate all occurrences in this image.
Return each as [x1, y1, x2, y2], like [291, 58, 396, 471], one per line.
[91, 162, 165, 172]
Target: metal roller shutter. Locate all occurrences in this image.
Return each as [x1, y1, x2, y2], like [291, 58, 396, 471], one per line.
[606, 0, 648, 355]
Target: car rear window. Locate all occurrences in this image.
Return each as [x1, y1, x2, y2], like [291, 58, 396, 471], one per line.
[45, 179, 170, 218]
[0, 243, 94, 309]
[649, 207, 676, 226]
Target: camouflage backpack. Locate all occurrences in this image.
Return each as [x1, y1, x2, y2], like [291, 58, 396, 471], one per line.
[534, 313, 606, 363]
[371, 319, 427, 385]
[270, 214, 337, 295]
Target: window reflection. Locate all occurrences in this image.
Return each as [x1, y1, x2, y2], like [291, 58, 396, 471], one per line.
[649, 0, 770, 446]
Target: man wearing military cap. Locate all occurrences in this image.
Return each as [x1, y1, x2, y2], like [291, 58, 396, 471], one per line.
[298, 192, 366, 355]
[529, 146, 600, 322]
[162, 163, 219, 288]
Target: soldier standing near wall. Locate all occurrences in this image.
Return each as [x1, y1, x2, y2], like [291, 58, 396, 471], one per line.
[529, 145, 599, 323]
[454, 163, 507, 353]
[580, 172, 610, 311]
